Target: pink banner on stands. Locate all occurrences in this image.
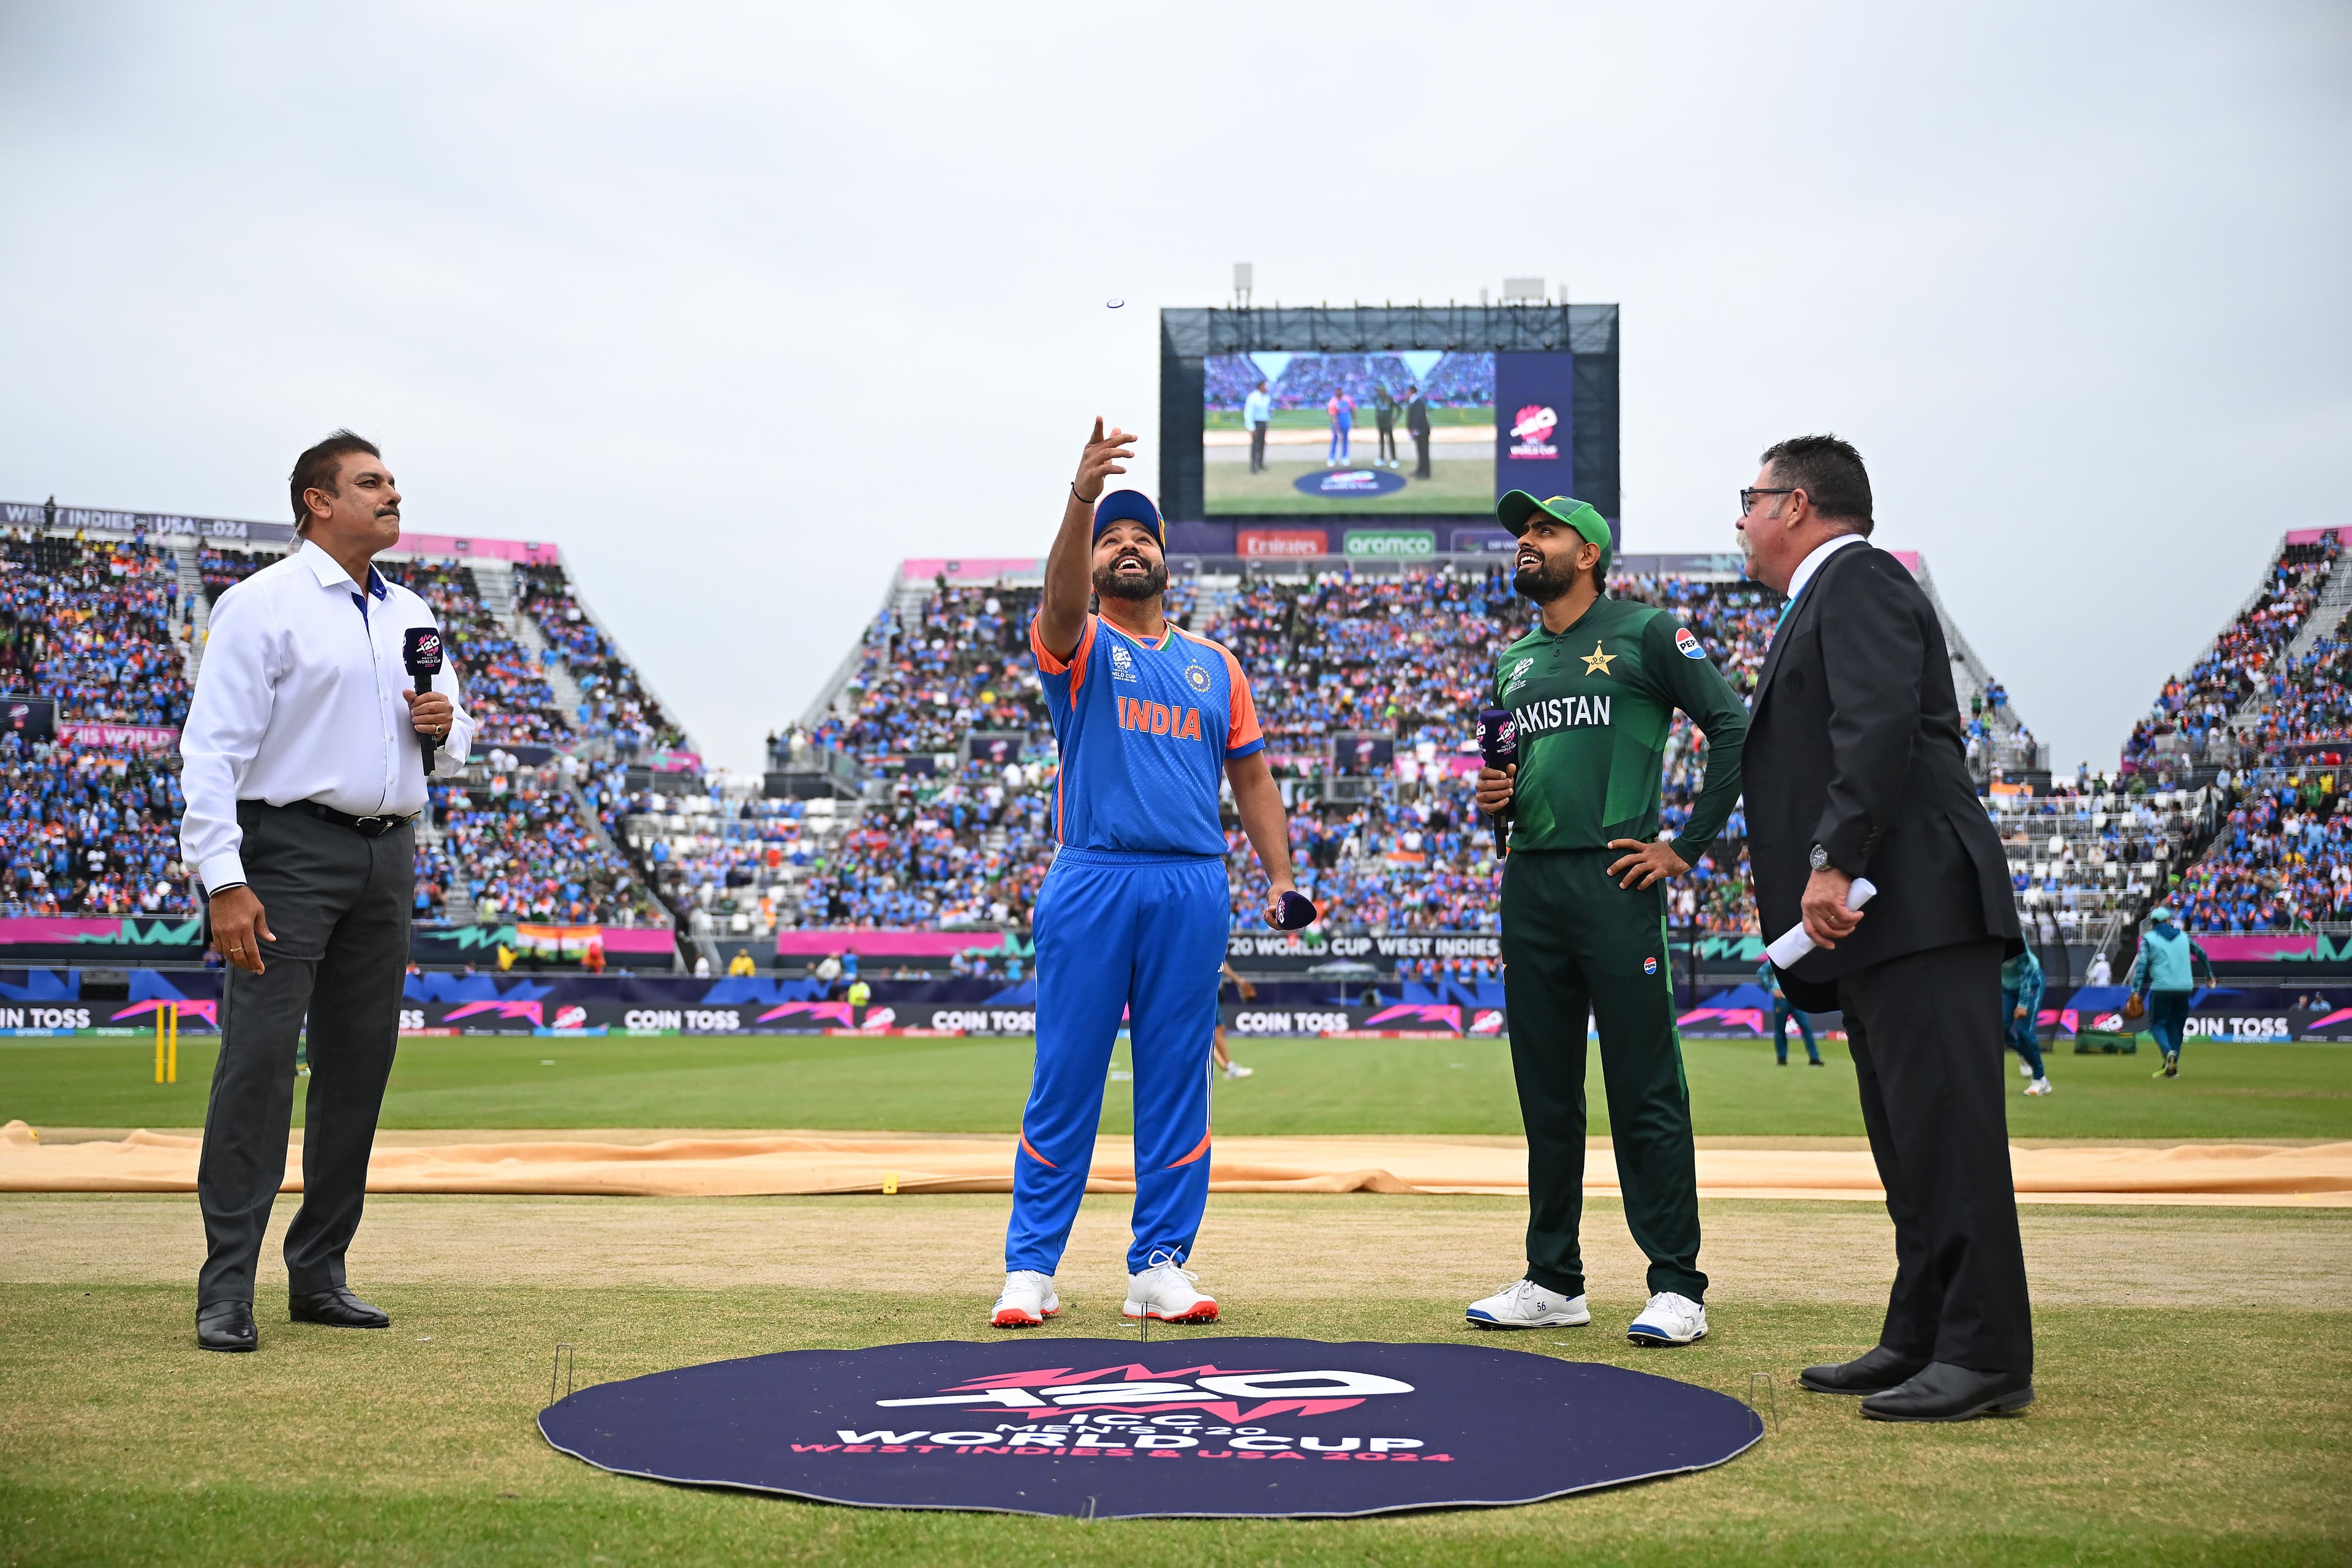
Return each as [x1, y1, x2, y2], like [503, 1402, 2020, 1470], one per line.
[1888, 550, 1922, 576]
[646, 752, 703, 774]
[899, 558, 1043, 584]
[396, 532, 561, 565]
[578, 928, 680, 956]
[58, 722, 178, 753]
[2193, 933, 2320, 962]
[775, 930, 1009, 958]
[0, 916, 202, 945]
[2284, 527, 2352, 546]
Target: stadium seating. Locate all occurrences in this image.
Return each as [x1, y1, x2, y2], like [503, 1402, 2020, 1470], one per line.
[2122, 533, 2342, 776]
[516, 564, 690, 758]
[0, 530, 197, 916]
[2174, 770, 2349, 932]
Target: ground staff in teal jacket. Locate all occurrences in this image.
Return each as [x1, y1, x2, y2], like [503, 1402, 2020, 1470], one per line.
[2001, 948, 2049, 1093]
[2128, 907, 2215, 1079]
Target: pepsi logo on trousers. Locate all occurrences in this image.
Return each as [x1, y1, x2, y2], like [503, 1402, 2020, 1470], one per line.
[1291, 469, 1409, 499]
[539, 1336, 1762, 1518]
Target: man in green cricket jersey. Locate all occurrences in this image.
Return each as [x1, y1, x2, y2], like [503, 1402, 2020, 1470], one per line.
[1466, 492, 1748, 1348]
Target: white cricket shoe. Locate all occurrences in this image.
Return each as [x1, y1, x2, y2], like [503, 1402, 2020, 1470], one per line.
[2025, 1077, 2054, 1096]
[990, 1270, 1060, 1328]
[1465, 1278, 1591, 1330]
[1222, 1062, 1254, 1079]
[1123, 1255, 1219, 1322]
[1627, 1291, 1708, 1346]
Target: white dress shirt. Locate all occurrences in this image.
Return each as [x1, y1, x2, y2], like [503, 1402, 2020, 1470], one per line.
[179, 543, 475, 892]
[1784, 530, 1868, 606]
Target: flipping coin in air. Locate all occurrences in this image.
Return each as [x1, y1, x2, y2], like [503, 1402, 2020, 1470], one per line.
[1106, 298, 1125, 309]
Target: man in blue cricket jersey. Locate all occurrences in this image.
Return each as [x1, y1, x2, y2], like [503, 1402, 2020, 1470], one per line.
[992, 418, 1305, 1329]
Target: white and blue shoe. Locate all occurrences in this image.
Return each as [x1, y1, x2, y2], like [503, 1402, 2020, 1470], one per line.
[1466, 1278, 1590, 1329]
[990, 1270, 1060, 1328]
[1626, 1291, 1708, 1346]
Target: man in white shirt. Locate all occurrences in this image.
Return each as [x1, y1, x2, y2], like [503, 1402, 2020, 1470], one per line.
[1243, 379, 1273, 473]
[178, 431, 474, 1353]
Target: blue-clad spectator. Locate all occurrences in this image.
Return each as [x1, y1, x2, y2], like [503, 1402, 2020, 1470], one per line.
[1756, 957, 1822, 1066]
[2002, 946, 2051, 1096]
[2128, 907, 2216, 1079]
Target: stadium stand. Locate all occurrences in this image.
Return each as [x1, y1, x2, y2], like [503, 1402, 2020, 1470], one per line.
[0, 529, 198, 916]
[763, 554, 2048, 946]
[2113, 530, 2352, 937]
[2121, 532, 2340, 777]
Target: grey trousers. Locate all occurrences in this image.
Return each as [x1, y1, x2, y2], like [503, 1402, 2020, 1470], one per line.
[196, 802, 413, 1306]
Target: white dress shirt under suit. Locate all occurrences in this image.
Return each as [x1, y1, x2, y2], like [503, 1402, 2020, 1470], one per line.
[179, 543, 475, 894]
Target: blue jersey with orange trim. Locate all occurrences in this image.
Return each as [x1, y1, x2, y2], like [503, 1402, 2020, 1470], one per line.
[1029, 612, 1264, 856]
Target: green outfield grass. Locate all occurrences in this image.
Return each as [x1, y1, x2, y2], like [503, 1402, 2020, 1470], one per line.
[1203, 456, 1494, 515]
[7, 1034, 2348, 1140]
[2, 1194, 2345, 1566]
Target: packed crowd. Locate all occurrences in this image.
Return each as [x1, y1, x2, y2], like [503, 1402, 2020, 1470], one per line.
[388, 560, 567, 749]
[517, 564, 689, 757]
[1, 534, 192, 727]
[0, 733, 192, 916]
[2121, 536, 2337, 773]
[812, 580, 1193, 763]
[423, 748, 657, 926]
[2175, 772, 2350, 932]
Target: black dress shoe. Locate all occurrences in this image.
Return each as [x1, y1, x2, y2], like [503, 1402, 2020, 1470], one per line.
[1799, 1344, 1929, 1395]
[289, 1286, 391, 1329]
[197, 1299, 257, 1352]
[1861, 1362, 2034, 1422]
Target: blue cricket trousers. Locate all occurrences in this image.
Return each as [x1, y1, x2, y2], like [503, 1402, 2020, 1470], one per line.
[1006, 848, 1229, 1276]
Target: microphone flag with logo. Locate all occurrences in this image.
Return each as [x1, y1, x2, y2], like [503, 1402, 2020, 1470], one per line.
[402, 626, 445, 777]
[1476, 706, 1516, 858]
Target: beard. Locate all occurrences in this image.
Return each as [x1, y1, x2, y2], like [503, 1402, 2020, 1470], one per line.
[1512, 551, 1581, 605]
[1093, 552, 1168, 602]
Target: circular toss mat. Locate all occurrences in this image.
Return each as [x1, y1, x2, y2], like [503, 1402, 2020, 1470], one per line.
[540, 1336, 1762, 1518]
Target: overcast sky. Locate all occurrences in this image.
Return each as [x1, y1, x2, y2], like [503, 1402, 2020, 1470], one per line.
[2, 1, 2345, 772]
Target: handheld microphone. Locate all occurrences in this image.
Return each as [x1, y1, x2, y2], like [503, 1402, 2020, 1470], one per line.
[402, 627, 445, 778]
[1476, 706, 1517, 858]
[1270, 890, 1319, 932]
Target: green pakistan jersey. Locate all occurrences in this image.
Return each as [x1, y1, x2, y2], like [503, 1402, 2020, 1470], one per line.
[1492, 595, 1749, 862]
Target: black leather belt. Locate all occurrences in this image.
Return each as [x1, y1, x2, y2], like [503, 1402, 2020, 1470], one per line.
[296, 802, 417, 837]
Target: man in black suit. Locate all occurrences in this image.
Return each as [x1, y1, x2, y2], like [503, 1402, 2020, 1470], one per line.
[1404, 385, 1432, 478]
[1738, 434, 2034, 1422]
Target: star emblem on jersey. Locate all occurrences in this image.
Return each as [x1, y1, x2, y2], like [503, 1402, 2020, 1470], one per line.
[1581, 641, 1615, 676]
[1185, 663, 1212, 693]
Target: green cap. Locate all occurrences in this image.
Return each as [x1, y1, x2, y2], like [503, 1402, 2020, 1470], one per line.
[1498, 492, 1611, 575]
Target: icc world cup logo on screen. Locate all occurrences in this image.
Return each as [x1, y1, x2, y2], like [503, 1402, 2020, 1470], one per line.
[1508, 405, 1559, 459]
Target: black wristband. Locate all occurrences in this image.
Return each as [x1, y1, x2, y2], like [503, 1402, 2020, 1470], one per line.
[1071, 482, 1099, 505]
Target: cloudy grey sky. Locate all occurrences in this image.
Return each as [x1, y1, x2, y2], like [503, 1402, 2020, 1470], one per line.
[2, 2, 2344, 772]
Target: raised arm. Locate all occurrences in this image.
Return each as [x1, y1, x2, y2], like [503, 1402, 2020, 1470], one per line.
[1038, 418, 1137, 661]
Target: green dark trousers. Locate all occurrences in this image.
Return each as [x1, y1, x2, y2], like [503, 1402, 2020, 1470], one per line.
[1499, 848, 1706, 1303]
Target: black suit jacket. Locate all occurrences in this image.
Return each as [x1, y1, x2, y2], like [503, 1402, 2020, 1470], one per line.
[1745, 541, 2019, 1002]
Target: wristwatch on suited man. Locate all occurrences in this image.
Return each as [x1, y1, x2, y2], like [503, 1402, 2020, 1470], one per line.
[1809, 844, 1831, 873]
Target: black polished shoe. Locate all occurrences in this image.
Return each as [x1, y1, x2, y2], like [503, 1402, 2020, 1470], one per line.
[289, 1286, 391, 1329]
[197, 1299, 257, 1352]
[1861, 1362, 2034, 1422]
[1799, 1344, 1929, 1395]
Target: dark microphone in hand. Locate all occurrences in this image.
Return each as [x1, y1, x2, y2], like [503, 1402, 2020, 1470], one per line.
[1476, 706, 1517, 858]
[402, 627, 445, 778]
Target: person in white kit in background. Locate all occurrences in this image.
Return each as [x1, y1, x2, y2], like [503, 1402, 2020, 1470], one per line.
[178, 431, 475, 1354]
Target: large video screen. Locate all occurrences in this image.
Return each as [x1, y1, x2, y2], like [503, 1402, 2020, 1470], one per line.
[1204, 350, 1560, 514]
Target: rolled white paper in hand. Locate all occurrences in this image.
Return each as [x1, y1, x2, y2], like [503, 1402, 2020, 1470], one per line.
[1765, 877, 1878, 968]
